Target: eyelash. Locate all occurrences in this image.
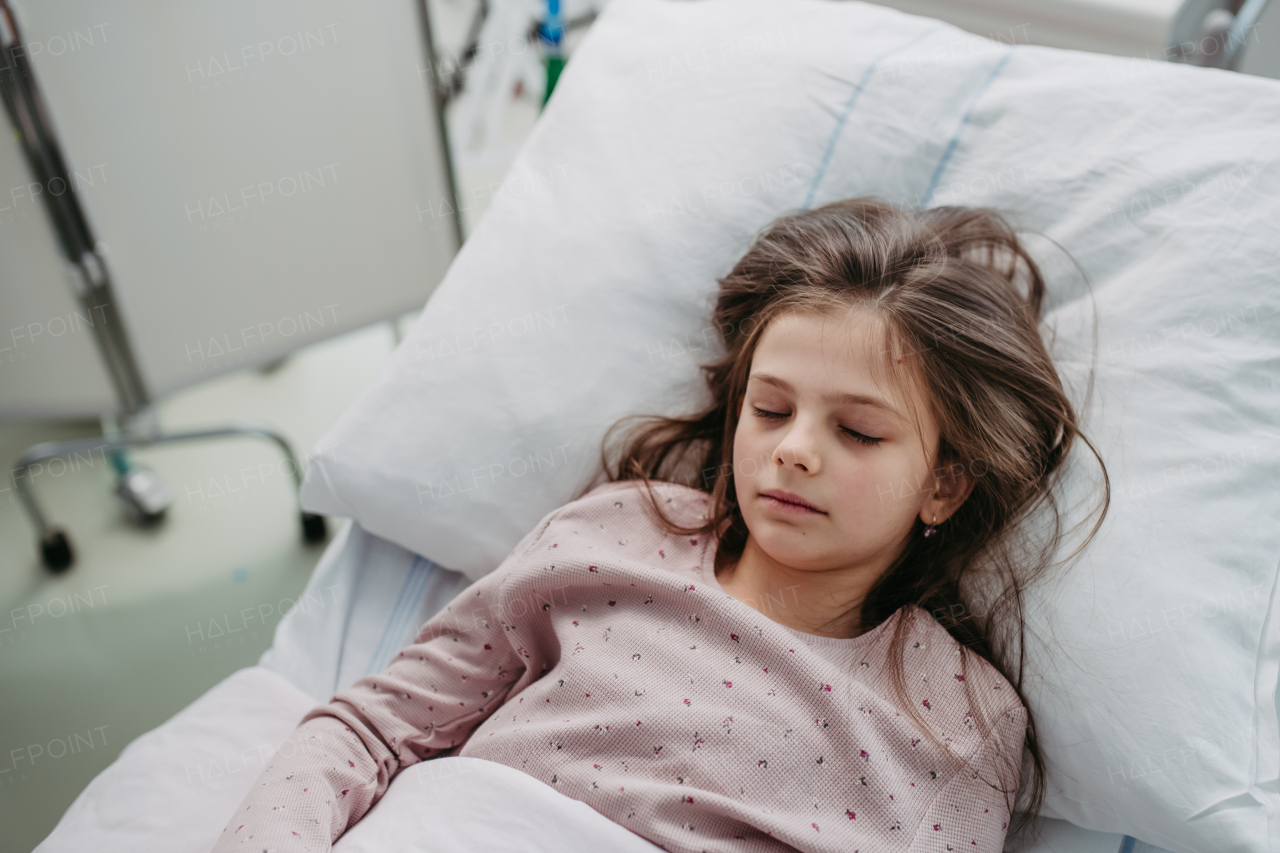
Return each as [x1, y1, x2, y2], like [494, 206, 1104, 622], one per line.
[751, 407, 883, 447]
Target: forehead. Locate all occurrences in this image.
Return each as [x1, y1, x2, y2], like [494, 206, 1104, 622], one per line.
[749, 309, 932, 425]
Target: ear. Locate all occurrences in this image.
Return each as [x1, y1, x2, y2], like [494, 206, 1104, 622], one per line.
[919, 460, 975, 526]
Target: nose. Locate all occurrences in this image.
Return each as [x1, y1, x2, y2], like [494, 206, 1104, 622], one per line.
[773, 414, 820, 473]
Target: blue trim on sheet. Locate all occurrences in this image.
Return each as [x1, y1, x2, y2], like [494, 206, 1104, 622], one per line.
[802, 25, 944, 210]
[364, 556, 434, 675]
[920, 48, 1014, 207]
[1118, 837, 1136, 853]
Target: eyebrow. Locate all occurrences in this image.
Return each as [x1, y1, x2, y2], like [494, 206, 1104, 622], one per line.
[749, 373, 902, 417]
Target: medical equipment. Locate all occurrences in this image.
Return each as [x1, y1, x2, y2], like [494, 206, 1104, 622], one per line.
[540, 0, 567, 103]
[35, 0, 1280, 850]
[0, 0, 462, 569]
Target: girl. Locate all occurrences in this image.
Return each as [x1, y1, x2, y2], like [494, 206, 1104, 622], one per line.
[211, 199, 1108, 853]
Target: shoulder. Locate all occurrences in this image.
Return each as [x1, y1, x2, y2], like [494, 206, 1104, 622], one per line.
[579, 478, 708, 503]
[503, 479, 709, 562]
[896, 605, 1026, 729]
[512, 479, 713, 566]
[567, 479, 712, 526]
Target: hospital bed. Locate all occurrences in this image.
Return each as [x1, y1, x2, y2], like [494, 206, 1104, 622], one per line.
[33, 0, 1280, 851]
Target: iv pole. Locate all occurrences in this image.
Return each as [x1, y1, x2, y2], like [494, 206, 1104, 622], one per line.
[1, 0, 460, 572]
[0, 0, 327, 570]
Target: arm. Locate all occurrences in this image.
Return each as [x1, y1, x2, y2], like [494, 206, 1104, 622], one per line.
[907, 703, 1029, 853]
[210, 519, 552, 852]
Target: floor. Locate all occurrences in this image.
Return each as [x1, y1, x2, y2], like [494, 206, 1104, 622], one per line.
[0, 323, 398, 851]
[0, 2, 554, 849]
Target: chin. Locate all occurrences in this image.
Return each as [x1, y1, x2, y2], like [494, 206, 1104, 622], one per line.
[750, 525, 821, 560]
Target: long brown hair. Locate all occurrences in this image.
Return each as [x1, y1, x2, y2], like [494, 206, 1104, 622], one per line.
[579, 197, 1109, 845]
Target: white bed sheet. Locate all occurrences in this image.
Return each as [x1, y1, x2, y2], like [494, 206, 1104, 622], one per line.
[257, 518, 476, 704]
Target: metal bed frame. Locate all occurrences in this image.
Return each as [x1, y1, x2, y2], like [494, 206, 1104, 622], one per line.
[1182, 0, 1275, 69]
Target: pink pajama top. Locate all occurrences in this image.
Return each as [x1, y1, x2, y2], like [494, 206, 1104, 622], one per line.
[212, 479, 1028, 852]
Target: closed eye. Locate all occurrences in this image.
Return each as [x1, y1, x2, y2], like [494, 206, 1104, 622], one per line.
[751, 407, 883, 447]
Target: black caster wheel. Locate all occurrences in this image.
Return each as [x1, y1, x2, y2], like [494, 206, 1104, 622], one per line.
[41, 528, 74, 573]
[301, 512, 327, 544]
[137, 507, 168, 527]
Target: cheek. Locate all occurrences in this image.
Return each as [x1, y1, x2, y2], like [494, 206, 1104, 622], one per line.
[834, 452, 921, 515]
[732, 423, 773, 484]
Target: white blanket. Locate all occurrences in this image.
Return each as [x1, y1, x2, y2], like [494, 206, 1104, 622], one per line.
[32, 665, 665, 853]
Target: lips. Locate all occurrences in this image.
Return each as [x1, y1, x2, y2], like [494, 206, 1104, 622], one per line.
[759, 489, 824, 513]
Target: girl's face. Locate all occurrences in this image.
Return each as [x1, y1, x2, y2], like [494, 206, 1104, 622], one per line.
[732, 310, 962, 585]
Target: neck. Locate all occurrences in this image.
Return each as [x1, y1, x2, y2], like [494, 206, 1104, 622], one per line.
[714, 536, 875, 639]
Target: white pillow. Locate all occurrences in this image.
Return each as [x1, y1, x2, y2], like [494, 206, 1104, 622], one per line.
[300, 0, 1280, 849]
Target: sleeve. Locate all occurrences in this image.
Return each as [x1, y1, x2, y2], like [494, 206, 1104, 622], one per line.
[209, 514, 556, 853]
[906, 703, 1029, 853]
